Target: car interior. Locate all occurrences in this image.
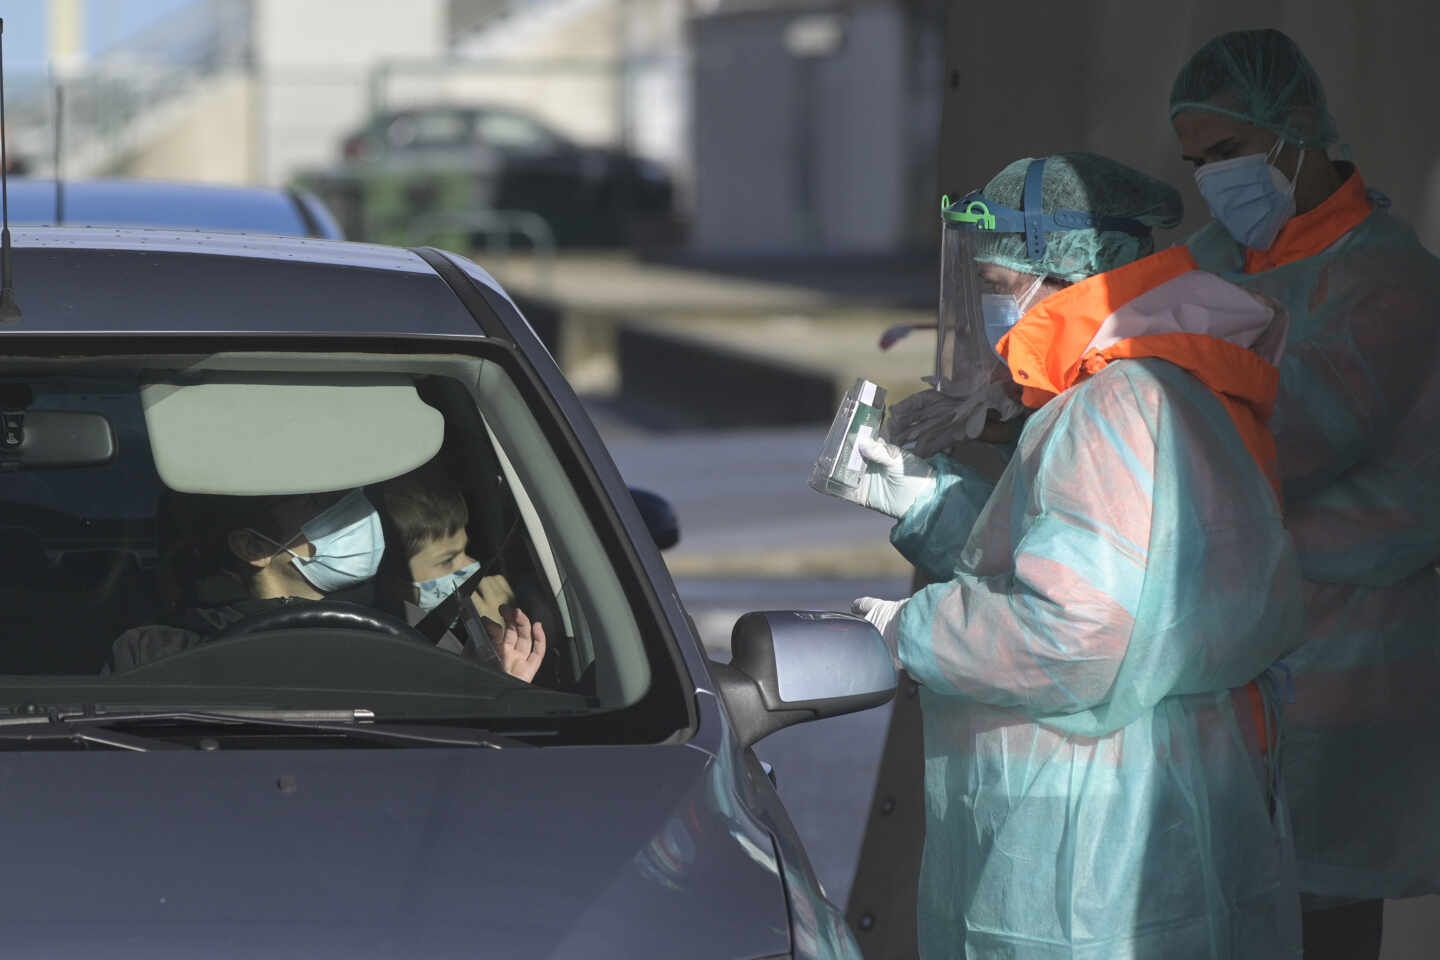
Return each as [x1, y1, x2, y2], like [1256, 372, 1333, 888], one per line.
[0, 352, 655, 715]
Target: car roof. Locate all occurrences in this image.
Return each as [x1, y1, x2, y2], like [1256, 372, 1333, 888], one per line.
[5, 178, 335, 239]
[0, 227, 505, 338]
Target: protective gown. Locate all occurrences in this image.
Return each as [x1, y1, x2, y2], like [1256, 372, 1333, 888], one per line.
[891, 247, 1304, 958]
[1185, 167, 1440, 900]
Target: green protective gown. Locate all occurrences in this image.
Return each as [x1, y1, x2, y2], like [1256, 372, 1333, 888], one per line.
[1186, 183, 1440, 901]
[892, 353, 1303, 958]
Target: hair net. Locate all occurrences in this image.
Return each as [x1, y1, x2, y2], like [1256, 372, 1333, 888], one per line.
[973, 152, 1183, 282]
[1169, 29, 1338, 148]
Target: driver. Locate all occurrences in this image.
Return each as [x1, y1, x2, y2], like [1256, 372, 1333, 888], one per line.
[107, 488, 386, 672]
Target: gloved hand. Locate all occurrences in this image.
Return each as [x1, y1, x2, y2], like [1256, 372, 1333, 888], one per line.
[885, 383, 1023, 458]
[854, 437, 936, 519]
[852, 596, 907, 659]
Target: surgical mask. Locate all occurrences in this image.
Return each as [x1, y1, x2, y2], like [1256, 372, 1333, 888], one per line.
[413, 559, 480, 613]
[981, 274, 1048, 358]
[1194, 138, 1305, 251]
[250, 490, 385, 594]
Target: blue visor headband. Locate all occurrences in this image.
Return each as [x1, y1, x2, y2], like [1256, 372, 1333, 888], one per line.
[942, 158, 1150, 261]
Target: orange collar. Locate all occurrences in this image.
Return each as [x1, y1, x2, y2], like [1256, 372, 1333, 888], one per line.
[1243, 167, 1372, 273]
[998, 246, 1196, 406]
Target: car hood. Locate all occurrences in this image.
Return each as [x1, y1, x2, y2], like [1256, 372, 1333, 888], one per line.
[0, 742, 791, 959]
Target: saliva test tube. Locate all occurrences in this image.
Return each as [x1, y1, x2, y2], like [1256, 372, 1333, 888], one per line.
[809, 379, 886, 501]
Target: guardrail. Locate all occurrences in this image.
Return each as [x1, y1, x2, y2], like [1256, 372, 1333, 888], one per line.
[405, 208, 557, 295]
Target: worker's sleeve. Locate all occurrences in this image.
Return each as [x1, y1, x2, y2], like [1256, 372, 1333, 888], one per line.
[888, 454, 998, 583]
[895, 364, 1301, 733]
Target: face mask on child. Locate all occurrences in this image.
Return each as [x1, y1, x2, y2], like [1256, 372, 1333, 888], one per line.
[414, 559, 481, 612]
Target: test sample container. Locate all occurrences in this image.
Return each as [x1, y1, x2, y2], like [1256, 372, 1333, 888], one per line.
[809, 378, 886, 501]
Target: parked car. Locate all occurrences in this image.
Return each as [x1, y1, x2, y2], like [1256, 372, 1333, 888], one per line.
[337, 104, 674, 245]
[5, 177, 345, 239]
[0, 226, 889, 957]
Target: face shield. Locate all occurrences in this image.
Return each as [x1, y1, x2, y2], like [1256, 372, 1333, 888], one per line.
[935, 213, 1003, 399]
[933, 160, 1151, 398]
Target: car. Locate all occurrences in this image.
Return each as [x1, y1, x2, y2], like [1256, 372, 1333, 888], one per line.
[335, 104, 674, 245]
[0, 225, 889, 957]
[3, 177, 346, 239]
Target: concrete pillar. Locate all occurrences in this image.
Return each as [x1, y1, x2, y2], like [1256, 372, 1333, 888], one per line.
[47, 0, 84, 76]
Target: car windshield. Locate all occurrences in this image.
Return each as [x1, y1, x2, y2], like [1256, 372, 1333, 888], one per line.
[0, 350, 687, 744]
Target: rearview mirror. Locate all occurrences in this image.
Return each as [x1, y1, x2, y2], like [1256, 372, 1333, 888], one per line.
[709, 611, 896, 748]
[0, 410, 114, 467]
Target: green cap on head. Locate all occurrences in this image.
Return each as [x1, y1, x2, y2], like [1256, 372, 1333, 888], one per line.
[971, 152, 1183, 282]
[1169, 29, 1337, 148]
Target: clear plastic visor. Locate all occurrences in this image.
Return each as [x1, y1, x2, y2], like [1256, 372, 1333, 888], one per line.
[935, 225, 1006, 396]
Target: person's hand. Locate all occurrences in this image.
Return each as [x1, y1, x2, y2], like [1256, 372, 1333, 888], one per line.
[851, 596, 907, 660]
[855, 437, 937, 519]
[885, 383, 1023, 457]
[483, 604, 546, 683]
[469, 574, 516, 626]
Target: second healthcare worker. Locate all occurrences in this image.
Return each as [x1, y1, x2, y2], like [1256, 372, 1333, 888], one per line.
[850, 153, 1303, 958]
[1170, 29, 1440, 958]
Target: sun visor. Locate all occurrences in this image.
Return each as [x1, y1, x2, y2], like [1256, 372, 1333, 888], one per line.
[141, 376, 445, 496]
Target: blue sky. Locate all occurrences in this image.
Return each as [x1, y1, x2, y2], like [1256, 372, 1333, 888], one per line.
[4, 0, 195, 74]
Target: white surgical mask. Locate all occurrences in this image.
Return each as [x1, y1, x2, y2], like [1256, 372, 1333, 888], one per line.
[1193, 138, 1305, 251]
[250, 490, 385, 594]
[413, 559, 481, 613]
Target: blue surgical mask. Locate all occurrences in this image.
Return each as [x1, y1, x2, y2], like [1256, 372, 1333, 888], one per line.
[1194, 139, 1304, 251]
[981, 273, 1048, 359]
[414, 559, 481, 613]
[273, 490, 385, 594]
[982, 294, 1022, 358]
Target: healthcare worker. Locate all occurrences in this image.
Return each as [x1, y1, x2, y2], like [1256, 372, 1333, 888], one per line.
[850, 152, 1304, 958]
[1169, 30, 1440, 958]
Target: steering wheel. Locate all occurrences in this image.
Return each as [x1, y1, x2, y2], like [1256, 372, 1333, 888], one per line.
[213, 600, 431, 646]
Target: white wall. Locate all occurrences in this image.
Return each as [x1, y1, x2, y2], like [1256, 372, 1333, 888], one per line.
[253, 0, 449, 184]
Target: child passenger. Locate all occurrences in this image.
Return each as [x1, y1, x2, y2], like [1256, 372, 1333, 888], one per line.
[382, 466, 546, 684]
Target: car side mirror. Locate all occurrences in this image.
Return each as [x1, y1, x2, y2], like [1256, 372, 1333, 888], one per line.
[629, 487, 679, 551]
[709, 611, 896, 749]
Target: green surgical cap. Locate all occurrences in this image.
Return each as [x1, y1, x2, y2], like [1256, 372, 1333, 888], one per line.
[1169, 29, 1337, 148]
[972, 152, 1183, 282]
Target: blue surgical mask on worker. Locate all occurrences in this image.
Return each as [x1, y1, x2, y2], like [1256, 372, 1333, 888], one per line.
[1194, 138, 1305, 251]
[414, 559, 481, 612]
[982, 273, 1049, 359]
[250, 490, 385, 593]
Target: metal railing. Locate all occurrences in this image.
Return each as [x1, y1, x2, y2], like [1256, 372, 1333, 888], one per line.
[9, 0, 253, 178]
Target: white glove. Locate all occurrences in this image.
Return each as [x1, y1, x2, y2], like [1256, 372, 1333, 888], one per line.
[852, 596, 906, 660]
[855, 437, 936, 519]
[885, 383, 1023, 458]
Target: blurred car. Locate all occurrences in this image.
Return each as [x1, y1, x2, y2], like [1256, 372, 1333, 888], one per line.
[5, 177, 345, 239]
[339, 104, 674, 245]
[0, 226, 889, 957]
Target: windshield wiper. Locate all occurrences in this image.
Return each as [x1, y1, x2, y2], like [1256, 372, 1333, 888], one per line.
[0, 709, 535, 750]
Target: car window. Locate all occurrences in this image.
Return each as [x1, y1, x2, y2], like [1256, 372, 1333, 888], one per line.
[385, 111, 474, 148]
[474, 111, 562, 153]
[0, 351, 686, 744]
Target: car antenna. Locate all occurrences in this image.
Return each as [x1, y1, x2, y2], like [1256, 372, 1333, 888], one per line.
[0, 17, 20, 324]
[52, 82, 63, 225]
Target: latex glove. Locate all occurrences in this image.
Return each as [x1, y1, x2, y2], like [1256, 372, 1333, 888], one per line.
[885, 383, 1023, 458]
[855, 437, 936, 519]
[852, 596, 907, 660]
